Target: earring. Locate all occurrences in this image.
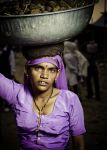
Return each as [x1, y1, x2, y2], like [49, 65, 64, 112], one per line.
[24, 73, 29, 79]
[55, 78, 57, 81]
[26, 74, 28, 77]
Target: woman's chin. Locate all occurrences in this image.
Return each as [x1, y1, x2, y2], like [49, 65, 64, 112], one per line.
[35, 85, 50, 92]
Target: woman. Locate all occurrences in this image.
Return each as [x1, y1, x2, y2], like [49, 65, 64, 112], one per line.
[0, 44, 86, 150]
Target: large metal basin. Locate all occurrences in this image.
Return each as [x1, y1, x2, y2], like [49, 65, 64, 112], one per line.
[0, 2, 94, 46]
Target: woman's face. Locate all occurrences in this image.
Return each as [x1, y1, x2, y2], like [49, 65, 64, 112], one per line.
[28, 62, 60, 92]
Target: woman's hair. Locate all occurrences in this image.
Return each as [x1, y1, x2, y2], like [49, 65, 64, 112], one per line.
[22, 43, 64, 60]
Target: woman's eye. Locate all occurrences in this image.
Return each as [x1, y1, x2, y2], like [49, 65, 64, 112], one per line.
[49, 68, 57, 73]
[34, 66, 42, 71]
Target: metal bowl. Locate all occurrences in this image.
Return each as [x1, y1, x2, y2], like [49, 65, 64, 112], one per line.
[0, 2, 94, 46]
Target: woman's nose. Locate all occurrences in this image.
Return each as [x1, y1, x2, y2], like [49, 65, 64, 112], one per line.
[40, 70, 49, 78]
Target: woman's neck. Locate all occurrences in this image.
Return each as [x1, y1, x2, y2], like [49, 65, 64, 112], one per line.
[33, 87, 53, 101]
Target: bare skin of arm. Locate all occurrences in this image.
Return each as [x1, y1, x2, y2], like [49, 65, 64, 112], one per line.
[72, 134, 85, 150]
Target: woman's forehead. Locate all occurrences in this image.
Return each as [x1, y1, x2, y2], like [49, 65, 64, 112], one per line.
[35, 62, 57, 68]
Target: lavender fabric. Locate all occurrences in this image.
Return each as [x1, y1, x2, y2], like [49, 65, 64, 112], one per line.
[0, 74, 86, 150]
[26, 55, 68, 90]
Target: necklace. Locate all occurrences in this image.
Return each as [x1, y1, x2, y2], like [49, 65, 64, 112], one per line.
[34, 88, 53, 132]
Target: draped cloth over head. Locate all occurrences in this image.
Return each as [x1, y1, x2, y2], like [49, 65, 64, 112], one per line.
[26, 55, 68, 90]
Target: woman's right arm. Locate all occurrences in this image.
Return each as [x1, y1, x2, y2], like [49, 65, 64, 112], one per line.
[0, 73, 21, 104]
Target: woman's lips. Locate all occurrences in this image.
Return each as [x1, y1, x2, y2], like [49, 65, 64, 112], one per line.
[38, 81, 48, 86]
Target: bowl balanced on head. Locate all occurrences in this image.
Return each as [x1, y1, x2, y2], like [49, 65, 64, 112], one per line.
[0, 0, 94, 45]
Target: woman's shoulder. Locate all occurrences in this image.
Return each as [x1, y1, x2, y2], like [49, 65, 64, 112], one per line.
[56, 89, 81, 112]
[60, 89, 77, 96]
[59, 89, 80, 103]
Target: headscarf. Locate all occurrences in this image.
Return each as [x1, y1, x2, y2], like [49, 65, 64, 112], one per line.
[26, 55, 68, 90]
